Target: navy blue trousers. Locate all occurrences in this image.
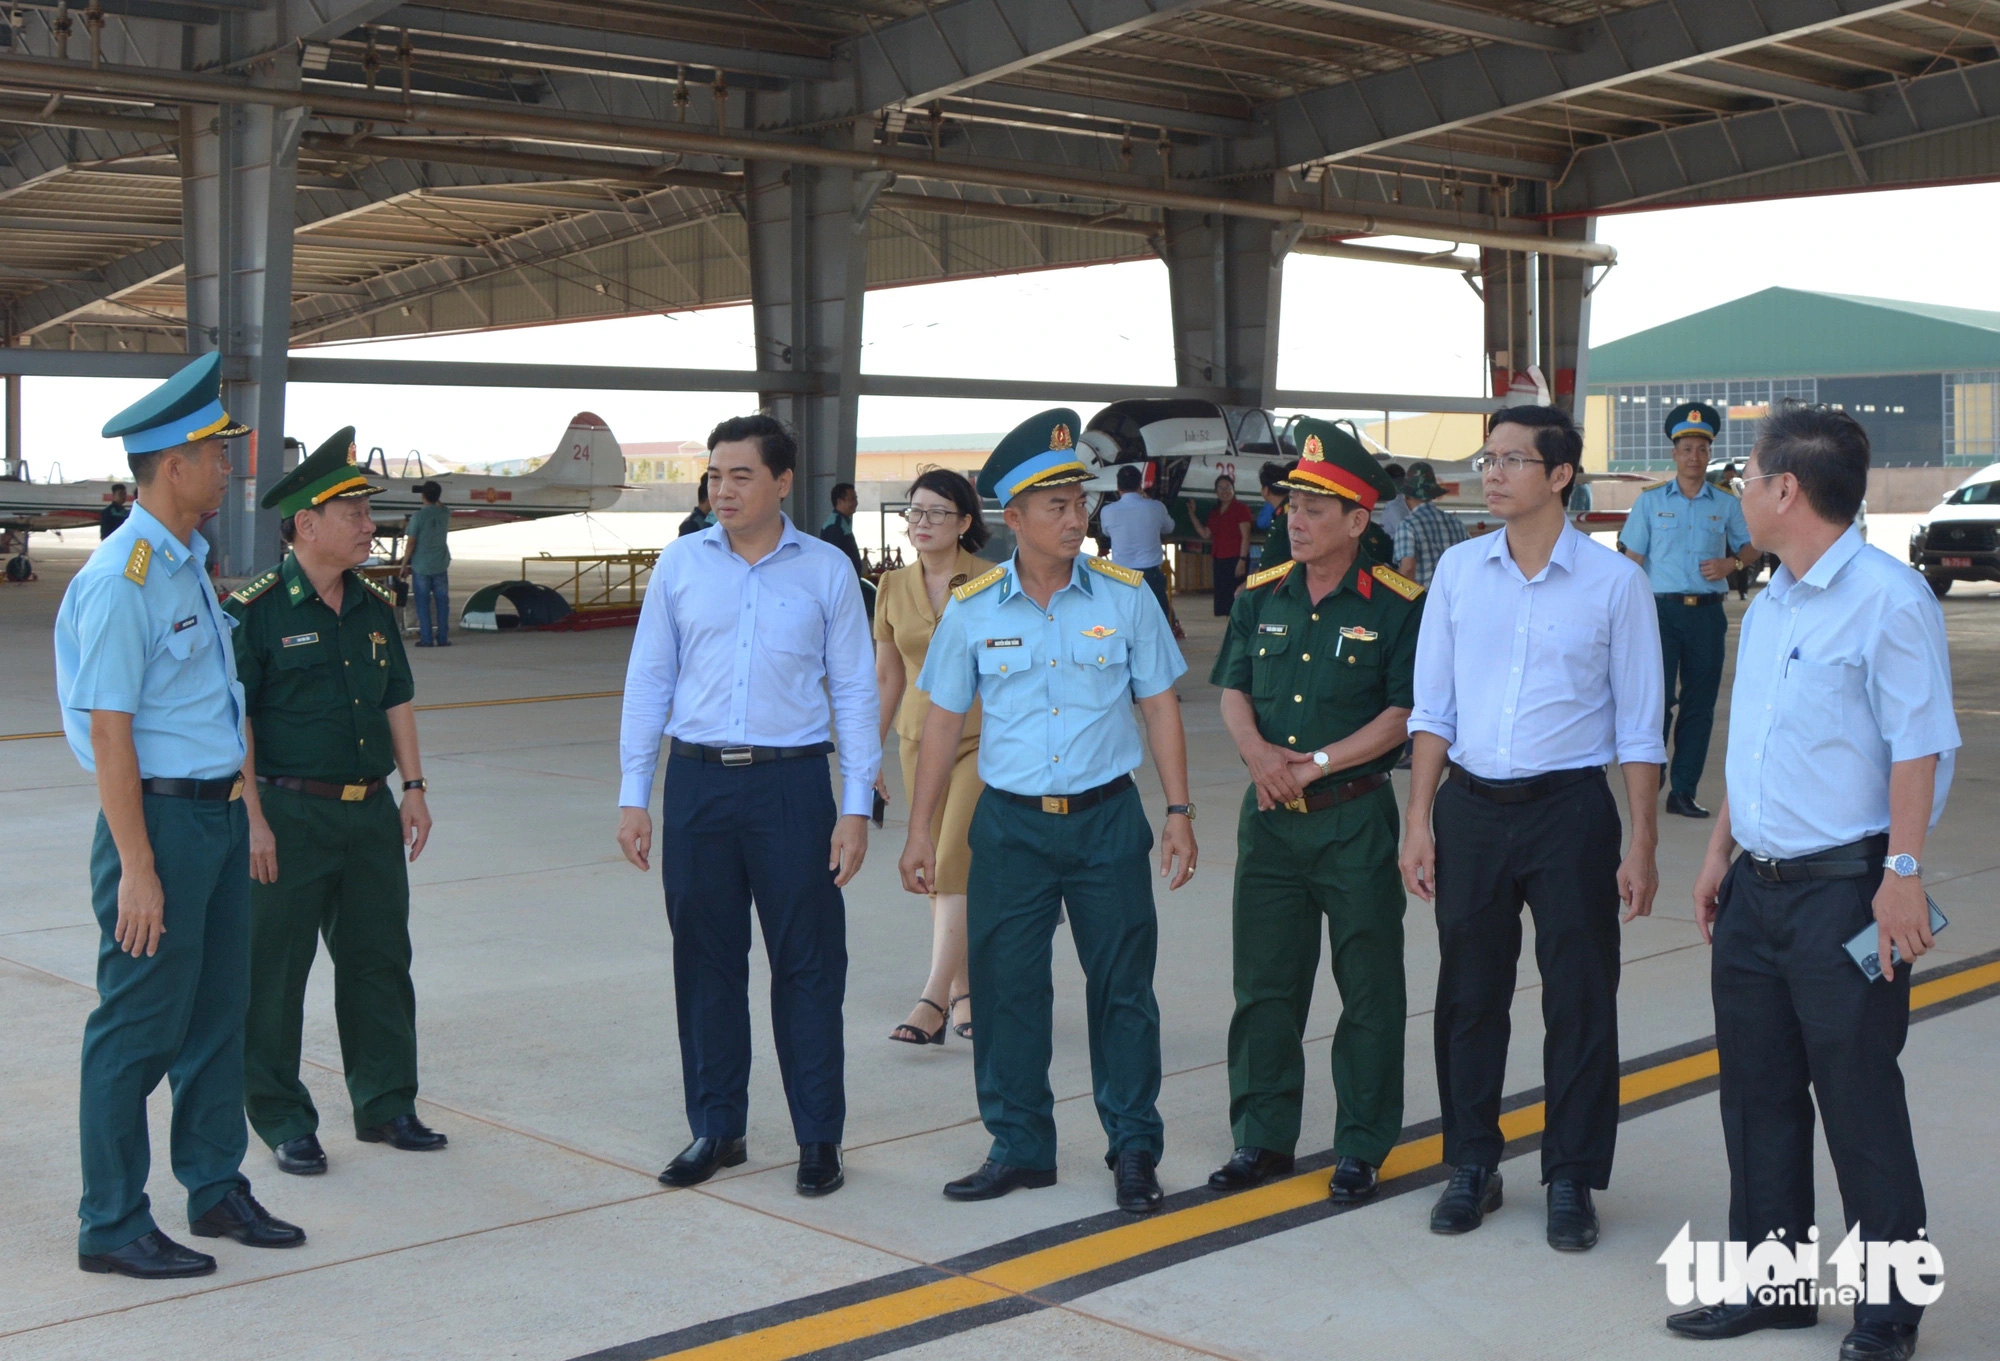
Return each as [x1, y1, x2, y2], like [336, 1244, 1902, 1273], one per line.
[1656, 594, 1725, 800]
[658, 754, 847, 1144]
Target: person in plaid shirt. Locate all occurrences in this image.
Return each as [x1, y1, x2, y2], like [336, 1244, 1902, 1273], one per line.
[1391, 462, 1466, 587]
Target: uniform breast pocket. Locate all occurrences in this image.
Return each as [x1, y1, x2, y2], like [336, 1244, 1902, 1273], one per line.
[156, 620, 214, 696]
[1248, 630, 1292, 699]
[1069, 634, 1131, 708]
[976, 644, 1040, 716]
[275, 639, 331, 674]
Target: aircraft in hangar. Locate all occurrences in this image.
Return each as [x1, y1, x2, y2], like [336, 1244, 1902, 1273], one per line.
[0, 411, 627, 579]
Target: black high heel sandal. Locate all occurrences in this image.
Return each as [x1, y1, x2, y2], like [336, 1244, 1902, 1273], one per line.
[889, 997, 947, 1046]
[950, 993, 972, 1041]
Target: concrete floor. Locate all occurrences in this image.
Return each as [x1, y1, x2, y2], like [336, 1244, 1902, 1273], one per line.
[2, 539, 1996, 1361]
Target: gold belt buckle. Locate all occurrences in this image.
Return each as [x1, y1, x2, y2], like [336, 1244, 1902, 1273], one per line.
[340, 783, 368, 802]
[1284, 796, 1308, 814]
[1683, 595, 1699, 606]
[1041, 796, 1069, 815]
[228, 773, 245, 802]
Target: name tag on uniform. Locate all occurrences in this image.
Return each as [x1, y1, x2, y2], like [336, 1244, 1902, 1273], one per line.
[1256, 623, 1288, 636]
[281, 632, 320, 648]
[172, 615, 198, 633]
[1656, 511, 1676, 518]
[984, 637, 1022, 648]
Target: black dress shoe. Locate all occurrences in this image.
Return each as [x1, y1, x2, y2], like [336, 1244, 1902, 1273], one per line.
[796, 1143, 844, 1197]
[1665, 790, 1711, 818]
[1207, 1146, 1295, 1191]
[1665, 1300, 1818, 1339]
[190, 1186, 306, 1248]
[1545, 1179, 1599, 1251]
[78, 1230, 217, 1279]
[1110, 1148, 1163, 1215]
[659, 1136, 746, 1187]
[943, 1159, 1057, 1201]
[274, 1134, 326, 1176]
[1328, 1156, 1378, 1204]
[357, 1114, 448, 1151]
[1840, 1322, 1919, 1361]
[1429, 1165, 1502, 1234]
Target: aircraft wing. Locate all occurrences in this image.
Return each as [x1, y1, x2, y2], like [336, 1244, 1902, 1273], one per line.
[0, 478, 122, 534]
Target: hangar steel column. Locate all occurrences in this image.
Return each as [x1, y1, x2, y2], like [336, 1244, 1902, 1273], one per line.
[180, 47, 303, 578]
[1481, 193, 1598, 416]
[745, 83, 870, 529]
[1163, 170, 1287, 407]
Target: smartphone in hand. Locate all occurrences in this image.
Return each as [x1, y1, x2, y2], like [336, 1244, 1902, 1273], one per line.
[871, 788, 887, 828]
[1844, 896, 1949, 981]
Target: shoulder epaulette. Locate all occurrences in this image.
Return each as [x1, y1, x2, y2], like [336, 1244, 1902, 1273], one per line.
[1371, 563, 1424, 601]
[358, 573, 396, 605]
[1717, 482, 1741, 497]
[1085, 556, 1143, 587]
[952, 564, 1005, 602]
[122, 538, 151, 586]
[230, 569, 279, 605]
[1245, 560, 1295, 590]
[1641, 477, 1671, 492]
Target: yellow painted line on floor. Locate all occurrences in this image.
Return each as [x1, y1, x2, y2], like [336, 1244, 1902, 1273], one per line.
[0, 690, 623, 744]
[649, 956, 2000, 1361]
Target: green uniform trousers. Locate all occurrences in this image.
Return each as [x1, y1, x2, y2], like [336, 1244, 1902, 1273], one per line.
[79, 795, 250, 1255]
[244, 783, 418, 1146]
[1227, 781, 1407, 1165]
[966, 785, 1164, 1171]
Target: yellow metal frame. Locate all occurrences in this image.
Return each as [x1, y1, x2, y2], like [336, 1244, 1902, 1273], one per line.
[518, 550, 660, 612]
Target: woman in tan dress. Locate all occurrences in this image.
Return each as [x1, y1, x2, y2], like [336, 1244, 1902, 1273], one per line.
[874, 468, 990, 1045]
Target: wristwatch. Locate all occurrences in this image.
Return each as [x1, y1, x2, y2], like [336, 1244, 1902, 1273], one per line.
[1311, 750, 1330, 771]
[403, 778, 429, 793]
[1166, 803, 1196, 821]
[1883, 853, 1920, 878]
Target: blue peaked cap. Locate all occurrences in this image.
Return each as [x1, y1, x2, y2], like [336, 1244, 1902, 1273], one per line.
[101, 352, 252, 455]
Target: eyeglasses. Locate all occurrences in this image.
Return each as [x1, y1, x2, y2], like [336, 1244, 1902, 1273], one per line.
[902, 506, 964, 526]
[1739, 471, 1785, 487]
[1471, 452, 1547, 474]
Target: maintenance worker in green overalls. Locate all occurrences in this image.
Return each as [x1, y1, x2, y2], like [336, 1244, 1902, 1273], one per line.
[226, 429, 446, 1178]
[900, 409, 1198, 1215]
[1207, 418, 1425, 1204]
[55, 352, 306, 1279]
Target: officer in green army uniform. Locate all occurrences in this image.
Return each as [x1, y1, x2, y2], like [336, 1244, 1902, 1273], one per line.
[227, 428, 446, 1177]
[1207, 418, 1425, 1204]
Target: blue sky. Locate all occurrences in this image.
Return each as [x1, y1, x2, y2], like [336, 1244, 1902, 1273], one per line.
[23, 180, 2000, 482]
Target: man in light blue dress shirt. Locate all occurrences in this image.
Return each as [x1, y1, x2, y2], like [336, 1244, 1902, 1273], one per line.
[617, 415, 878, 1199]
[1669, 405, 1956, 1361]
[1620, 402, 1758, 818]
[55, 352, 304, 1280]
[1402, 404, 1665, 1253]
[898, 409, 1196, 1215]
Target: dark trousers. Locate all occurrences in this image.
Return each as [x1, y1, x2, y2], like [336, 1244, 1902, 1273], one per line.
[412, 571, 449, 644]
[1657, 594, 1725, 799]
[244, 784, 419, 1146]
[79, 796, 250, 1254]
[1212, 556, 1242, 616]
[1432, 771, 1623, 1186]
[1140, 565, 1171, 621]
[966, 785, 1164, 1170]
[658, 753, 846, 1144]
[1713, 855, 1930, 1325]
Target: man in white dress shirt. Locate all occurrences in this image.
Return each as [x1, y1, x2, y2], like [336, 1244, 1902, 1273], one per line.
[616, 415, 880, 1198]
[1666, 405, 1955, 1361]
[1401, 404, 1665, 1253]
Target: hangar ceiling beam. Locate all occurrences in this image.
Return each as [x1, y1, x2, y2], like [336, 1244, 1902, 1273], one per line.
[1262, 0, 1926, 171]
[1673, 61, 1877, 115]
[1289, 1, 1574, 53]
[374, 5, 836, 83]
[845, 0, 1222, 113]
[1553, 54, 2000, 210]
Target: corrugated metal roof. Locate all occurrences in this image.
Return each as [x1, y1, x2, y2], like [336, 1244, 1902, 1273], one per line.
[1588, 288, 2000, 385]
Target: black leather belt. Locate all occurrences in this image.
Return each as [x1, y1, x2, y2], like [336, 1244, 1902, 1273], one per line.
[1450, 765, 1599, 805]
[993, 774, 1133, 816]
[1745, 834, 1888, 883]
[1282, 772, 1388, 814]
[140, 774, 243, 802]
[670, 739, 835, 768]
[1656, 593, 1723, 607]
[259, 775, 384, 803]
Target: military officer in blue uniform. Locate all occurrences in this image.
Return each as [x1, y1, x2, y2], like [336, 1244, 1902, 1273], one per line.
[899, 410, 1197, 1215]
[53, 352, 306, 1280]
[1620, 402, 1758, 818]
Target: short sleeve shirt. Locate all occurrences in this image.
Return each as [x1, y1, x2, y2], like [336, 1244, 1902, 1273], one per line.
[1211, 557, 1423, 783]
[1204, 499, 1255, 559]
[1098, 494, 1176, 570]
[1620, 479, 1752, 596]
[406, 502, 452, 576]
[226, 554, 414, 782]
[873, 551, 988, 742]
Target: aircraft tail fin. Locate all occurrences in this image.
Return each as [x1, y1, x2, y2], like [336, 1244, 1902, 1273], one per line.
[544, 413, 624, 488]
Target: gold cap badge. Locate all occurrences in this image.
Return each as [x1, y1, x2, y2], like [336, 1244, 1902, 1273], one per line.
[1049, 423, 1074, 452]
[1304, 433, 1324, 459]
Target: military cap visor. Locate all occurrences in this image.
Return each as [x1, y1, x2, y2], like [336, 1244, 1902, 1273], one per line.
[979, 408, 1090, 507]
[101, 351, 252, 455]
[263, 426, 384, 515]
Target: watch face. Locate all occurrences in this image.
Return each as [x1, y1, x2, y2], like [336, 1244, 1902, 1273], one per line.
[1889, 854, 1919, 876]
[1313, 751, 1329, 767]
